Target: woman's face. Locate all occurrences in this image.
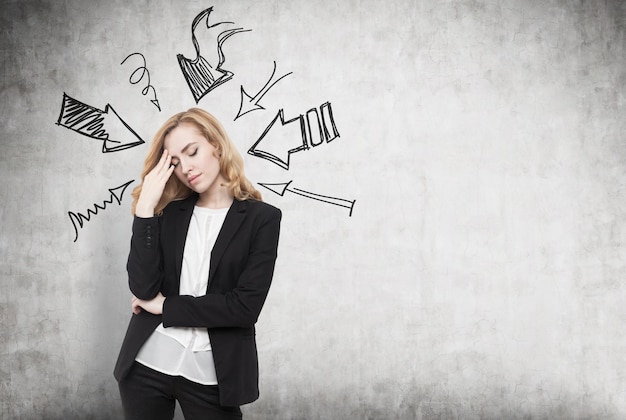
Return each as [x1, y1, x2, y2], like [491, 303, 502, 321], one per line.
[164, 122, 225, 198]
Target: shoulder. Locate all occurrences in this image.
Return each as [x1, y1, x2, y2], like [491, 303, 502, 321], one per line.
[161, 195, 196, 217]
[238, 199, 281, 220]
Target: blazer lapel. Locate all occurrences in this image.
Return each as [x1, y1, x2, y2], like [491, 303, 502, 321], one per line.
[208, 199, 247, 284]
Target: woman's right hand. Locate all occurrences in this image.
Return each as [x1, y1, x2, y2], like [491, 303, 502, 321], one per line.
[135, 150, 175, 217]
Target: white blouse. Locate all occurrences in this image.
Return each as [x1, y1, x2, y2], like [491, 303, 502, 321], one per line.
[135, 205, 229, 385]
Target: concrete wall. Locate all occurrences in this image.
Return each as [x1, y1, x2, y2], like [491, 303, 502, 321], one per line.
[1, 0, 625, 418]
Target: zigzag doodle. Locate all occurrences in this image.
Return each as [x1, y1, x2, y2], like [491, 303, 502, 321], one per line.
[68, 180, 134, 242]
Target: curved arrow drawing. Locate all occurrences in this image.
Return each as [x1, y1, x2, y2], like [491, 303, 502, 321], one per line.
[121, 52, 161, 112]
[259, 181, 355, 216]
[177, 7, 251, 103]
[56, 93, 145, 153]
[235, 61, 293, 120]
[68, 180, 134, 242]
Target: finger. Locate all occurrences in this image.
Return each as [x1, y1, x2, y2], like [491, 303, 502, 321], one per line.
[156, 158, 175, 182]
[131, 300, 142, 314]
[155, 149, 167, 172]
[166, 161, 175, 177]
[161, 155, 173, 177]
[154, 154, 173, 180]
[160, 148, 169, 163]
[151, 150, 169, 174]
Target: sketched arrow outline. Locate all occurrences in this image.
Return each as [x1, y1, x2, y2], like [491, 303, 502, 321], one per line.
[259, 180, 355, 217]
[248, 109, 308, 170]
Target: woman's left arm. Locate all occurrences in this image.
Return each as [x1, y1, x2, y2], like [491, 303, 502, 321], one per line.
[160, 206, 282, 328]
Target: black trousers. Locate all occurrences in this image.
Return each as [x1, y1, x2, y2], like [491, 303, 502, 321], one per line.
[118, 362, 243, 420]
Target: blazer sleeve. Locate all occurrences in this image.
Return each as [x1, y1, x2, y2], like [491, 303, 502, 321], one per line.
[161, 205, 281, 328]
[126, 216, 164, 300]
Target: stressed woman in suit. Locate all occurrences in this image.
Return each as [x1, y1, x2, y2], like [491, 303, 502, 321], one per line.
[114, 108, 281, 420]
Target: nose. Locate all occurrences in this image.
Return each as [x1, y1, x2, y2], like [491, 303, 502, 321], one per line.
[179, 159, 192, 175]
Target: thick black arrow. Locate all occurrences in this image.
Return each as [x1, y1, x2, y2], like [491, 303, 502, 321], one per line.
[56, 93, 145, 153]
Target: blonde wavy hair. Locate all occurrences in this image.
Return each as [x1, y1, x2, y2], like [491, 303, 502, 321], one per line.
[131, 108, 262, 215]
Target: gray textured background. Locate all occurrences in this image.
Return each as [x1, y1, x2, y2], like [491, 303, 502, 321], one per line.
[1, 0, 625, 419]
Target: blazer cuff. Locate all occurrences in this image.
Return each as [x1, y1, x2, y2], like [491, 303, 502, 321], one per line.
[132, 216, 159, 250]
[161, 295, 180, 327]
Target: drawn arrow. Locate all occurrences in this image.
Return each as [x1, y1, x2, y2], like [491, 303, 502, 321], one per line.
[248, 109, 308, 170]
[259, 181, 355, 217]
[177, 7, 251, 103]
[56, 93, 145, 153]
[235, 61, 293, 120]
[248, 102, 339, 170]
[68, 180, 134, 242]
[109, 181, 134, 205]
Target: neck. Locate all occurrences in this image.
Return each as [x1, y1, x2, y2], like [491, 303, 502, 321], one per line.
[196, 187, 234, 209]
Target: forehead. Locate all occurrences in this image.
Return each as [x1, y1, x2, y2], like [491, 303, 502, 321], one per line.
[164, 122, 206, 150]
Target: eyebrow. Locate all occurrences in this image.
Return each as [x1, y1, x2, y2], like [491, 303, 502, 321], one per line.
[170, 142, 197, 158]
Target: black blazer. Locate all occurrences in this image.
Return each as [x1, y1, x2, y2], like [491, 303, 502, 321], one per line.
[114, 195, 281, 407]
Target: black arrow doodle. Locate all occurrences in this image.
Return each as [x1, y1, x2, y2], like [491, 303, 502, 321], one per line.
[68, 180, 134, 242]
[248, 109, 308, 170]
[121, 52, 161, 112]
[248, 102, 339, 170]
[235, 61, 292, 120]
[177, 7, 251, 103]
[259, 181, 355, 216]
[56, 93, 145, 153]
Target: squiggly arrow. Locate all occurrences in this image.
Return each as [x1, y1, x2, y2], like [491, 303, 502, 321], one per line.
[68, 180, 134, 242]
[121, 52, 161, 112]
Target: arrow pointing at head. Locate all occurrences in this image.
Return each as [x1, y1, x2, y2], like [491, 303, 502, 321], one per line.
[56, 93, 145, 153]
[109, 180, 134, 205]
[235, 61, 293, 120]
[259, 181, 355, 217]
[68, 180, 134, 242]
[248, 109, 308, 170]
[248, 101, 340, 170]
[177, 7, 251, 103]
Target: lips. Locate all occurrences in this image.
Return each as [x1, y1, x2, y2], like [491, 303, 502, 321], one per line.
[188, 174, 201, 185]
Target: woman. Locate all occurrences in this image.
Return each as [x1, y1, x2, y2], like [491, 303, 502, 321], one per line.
[114, 108, 281, 419]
